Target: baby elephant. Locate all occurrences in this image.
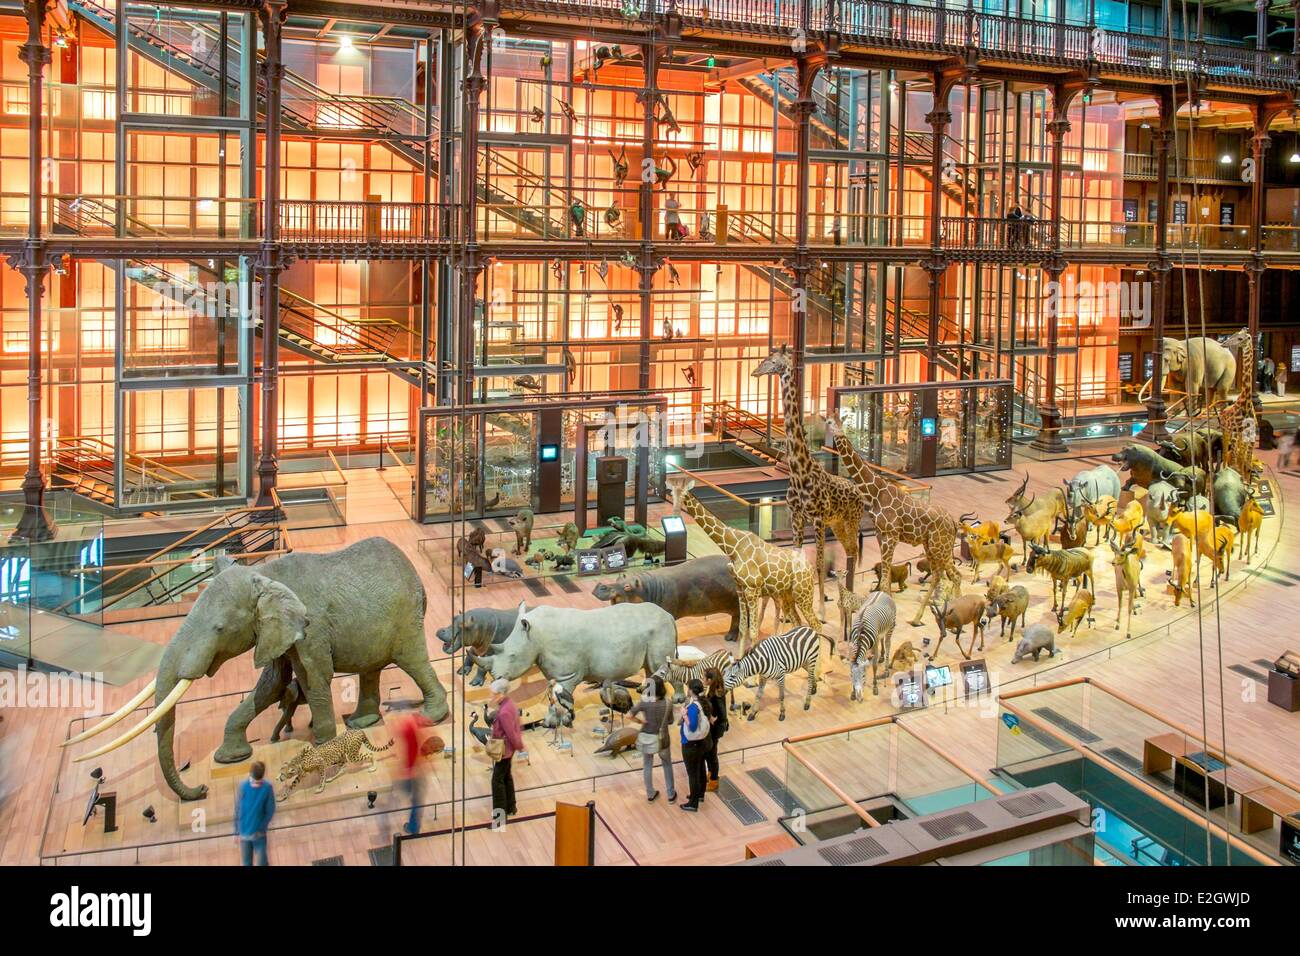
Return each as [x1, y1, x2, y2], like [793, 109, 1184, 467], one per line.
[1011, 623, 1058, 664]
[871, 560, 911, 592]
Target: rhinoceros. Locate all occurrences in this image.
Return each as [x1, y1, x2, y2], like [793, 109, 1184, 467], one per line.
[478, 602, 678, 694]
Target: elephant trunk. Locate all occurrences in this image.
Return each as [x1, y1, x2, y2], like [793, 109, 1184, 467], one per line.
[154, 646, 208, 802]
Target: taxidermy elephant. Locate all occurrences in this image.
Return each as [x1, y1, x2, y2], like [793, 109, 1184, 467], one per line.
[1144, 336, 1237, 415]
[64, 537, 449, 802]
[477, 601, 677, 694]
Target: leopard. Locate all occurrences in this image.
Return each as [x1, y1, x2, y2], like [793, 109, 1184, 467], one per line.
[277, 728, 393, 800]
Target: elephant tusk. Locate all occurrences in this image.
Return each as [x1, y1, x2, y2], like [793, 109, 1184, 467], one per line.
[73, 679, 192, 762]
[61, 678, 157, 746]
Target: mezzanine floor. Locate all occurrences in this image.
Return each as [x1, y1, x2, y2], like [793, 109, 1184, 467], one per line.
[1, 445, 1297, 866]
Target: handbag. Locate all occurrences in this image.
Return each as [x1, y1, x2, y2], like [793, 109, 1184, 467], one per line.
[635, 732, 660, 755]
[485, 736, 506, 762]
[681, 700, 711, 742]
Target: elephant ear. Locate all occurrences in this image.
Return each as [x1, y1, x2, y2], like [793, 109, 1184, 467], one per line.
[251, 575, 309, 668]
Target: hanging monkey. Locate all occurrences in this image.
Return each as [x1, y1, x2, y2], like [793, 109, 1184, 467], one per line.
[612, 303, 624, 333]
[610, 148, 629, 188]
[654, 156, 678, 189]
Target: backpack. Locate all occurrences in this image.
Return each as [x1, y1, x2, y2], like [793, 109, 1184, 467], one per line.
[682, 700, 711, 742]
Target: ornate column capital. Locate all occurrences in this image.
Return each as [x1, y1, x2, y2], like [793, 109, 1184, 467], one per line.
[925, 109, 952, 129]
[1047, 118, 1071, 140]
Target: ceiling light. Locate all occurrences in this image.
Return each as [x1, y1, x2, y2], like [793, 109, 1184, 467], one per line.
[1290, 152, 1300, 163]
[338, 34, 354, 51]
[1220, 153, 1233, 164]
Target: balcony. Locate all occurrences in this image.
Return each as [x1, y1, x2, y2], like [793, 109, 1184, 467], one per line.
[507, 0, 1297, 92]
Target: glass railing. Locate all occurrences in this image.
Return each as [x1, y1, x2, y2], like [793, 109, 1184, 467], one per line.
[996, 679, 1292, 865]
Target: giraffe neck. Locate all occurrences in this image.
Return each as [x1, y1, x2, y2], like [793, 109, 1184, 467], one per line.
[833, 434, 889, 501]
[778, 367, 814, 481]
[681, 493, 746, 556]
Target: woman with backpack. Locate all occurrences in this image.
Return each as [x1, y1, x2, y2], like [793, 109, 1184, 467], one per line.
[678, 678, 713, 812]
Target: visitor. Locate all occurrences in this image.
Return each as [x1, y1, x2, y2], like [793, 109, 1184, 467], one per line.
[396, 711, 428, 835]
[702, 668, 729, 792]
[678, 678, 713, 813]
[489, 678, 524, 824]
[1276, 361, 1288, 397]
[1006, 204, 1025, 249]
[458, 526, 490, 589]
[235, 761, 275, 866]
[664, 196, 686, 241]
[629, 675, 676, 803]
[1278, 428, 1298, 469]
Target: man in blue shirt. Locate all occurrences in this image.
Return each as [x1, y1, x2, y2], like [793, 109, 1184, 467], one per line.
[235, 761, 276, 865]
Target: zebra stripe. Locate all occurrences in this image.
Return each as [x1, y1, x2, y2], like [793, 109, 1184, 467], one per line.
[847, 592, 896, 666]
[655, 650, 735, 688]
[724, 626, 820, 687]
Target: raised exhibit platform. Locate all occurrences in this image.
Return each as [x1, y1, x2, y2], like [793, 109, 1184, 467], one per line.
[36, 457, 1289, 865]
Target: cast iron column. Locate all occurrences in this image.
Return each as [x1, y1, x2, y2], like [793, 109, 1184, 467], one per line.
[255, 0, 286, 509]
[923, 93, 951, 385]
[638, 42, 662, 392]
[1141, 97, 1173, 443]
[14, 0, 54, 541]
[1030, 107, 1071, 455]
[458, 14, 489, 405]
[1247, 125, 1270, 412]
[790, 56, 819, 401]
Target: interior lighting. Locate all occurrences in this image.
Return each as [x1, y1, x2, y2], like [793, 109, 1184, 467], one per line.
[1220, 153, 1233, 164]
[338, 34, 354, 51]
[1290, 152, 1300, 163]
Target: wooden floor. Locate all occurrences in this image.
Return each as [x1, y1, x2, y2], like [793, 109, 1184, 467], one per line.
[3, 446, 1298, 866]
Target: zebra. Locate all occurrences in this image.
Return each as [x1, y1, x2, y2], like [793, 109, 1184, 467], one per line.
[722, 625, 820, 722]
[651, 650, 738, 711]
[839, 587, 896, 701]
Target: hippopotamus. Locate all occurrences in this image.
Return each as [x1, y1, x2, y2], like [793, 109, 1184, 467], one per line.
[1010, 623, 1059, 664]
[478, 602, 678, 695]
[591, 555, 741, 641]
[435, 607, 521, 686]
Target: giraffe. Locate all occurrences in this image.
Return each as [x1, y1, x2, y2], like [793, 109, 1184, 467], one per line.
[824, 416, 963, 626]
[665, 473, 826, 660]
[753, 347, 867, 615]
[1217, 328, 1256, 480]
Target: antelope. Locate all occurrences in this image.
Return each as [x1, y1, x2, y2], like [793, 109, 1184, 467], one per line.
[966, 533, 1017, 584]
[1208, 525, 1234, 585]
[1107, 498, 1147, 544]
[1006, 480, 1066, 563]
[958, 513, 1002, 570]
[1026, 543, 1093, 613]
[1056, 588, 1096, 638]
[1109, 539, 1143, 639]
[1055, 505, 1088, 550]
[1166, 532, 1194, 607]
[1080, 493, 1119, 546]
[985, 575, 1009, 602]
[1237, 494, 1263, 562]
[1171, 503, 1230, 587]
[927, 581, 988, 660]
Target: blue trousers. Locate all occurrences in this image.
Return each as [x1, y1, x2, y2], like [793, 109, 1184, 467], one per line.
[240, 836, 268, 866]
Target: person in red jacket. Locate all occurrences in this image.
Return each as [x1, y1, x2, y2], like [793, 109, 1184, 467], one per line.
[396, 712, 429, 835]
[489, 678, 525, 825]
